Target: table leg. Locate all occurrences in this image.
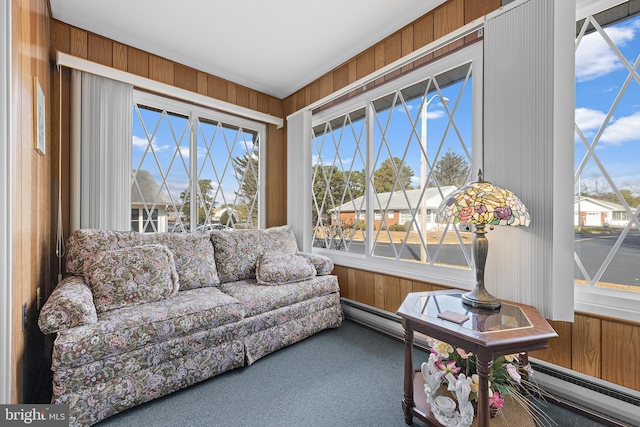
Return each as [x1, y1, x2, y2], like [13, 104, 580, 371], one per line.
[476, 355, 492, 427]
[402, 326, 414, 425]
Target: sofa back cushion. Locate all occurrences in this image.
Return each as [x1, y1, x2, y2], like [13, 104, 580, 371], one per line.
[85, 244, 179, 313]
[66, 229, 140, 276]
[140, 232, 220, 290]
[66, 229, 220, 290]
[210, 225, 299, 283]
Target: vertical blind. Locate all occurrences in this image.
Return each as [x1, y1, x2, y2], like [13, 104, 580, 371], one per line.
[483, 0, 575, 321]
[73, 71, 133, 230]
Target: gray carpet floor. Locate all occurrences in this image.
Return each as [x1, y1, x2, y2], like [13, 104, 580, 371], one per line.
[96, 319, 613, 427]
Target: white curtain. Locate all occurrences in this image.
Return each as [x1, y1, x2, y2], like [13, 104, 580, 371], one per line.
[72, 71, 132, 230]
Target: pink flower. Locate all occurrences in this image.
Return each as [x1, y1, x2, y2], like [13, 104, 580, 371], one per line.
[490, 392, 504, 409]
[435, 360, 461, 376]
[505, 363, 521, 383]
[456, 348, 473, 359]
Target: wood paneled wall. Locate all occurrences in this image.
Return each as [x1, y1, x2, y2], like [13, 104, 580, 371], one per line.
[282, 0, 500, 117]
[288, 0, 640, 393]
[49, 19, 288, 236]
[11, 0, 53, 403]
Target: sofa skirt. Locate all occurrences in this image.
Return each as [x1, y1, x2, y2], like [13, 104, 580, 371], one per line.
[242, 293, 343, 365]
[55, 339, 245, 427]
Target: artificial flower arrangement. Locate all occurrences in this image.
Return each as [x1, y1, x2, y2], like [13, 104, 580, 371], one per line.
[421, 337, 550, 427]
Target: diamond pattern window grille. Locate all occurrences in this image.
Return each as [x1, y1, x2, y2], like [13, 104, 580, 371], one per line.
[311, 63, 474, 268]
[574, 13, 640, 291]
[132, 96, 262, 233]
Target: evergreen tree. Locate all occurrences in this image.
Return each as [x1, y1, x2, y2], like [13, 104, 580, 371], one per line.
[373, 157, 414, 193]
[429, 148, 469, 188]
[179, 179, 215, 224]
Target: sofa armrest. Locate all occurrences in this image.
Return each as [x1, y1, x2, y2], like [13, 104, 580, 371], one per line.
[38, 276, 98, 334]
[296, 251, 334, 275]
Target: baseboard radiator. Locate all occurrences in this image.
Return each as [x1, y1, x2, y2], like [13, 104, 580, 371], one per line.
[341, 299, 640, 427]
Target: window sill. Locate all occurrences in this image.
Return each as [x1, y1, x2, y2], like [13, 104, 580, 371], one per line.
[574, 284, 640, 323]
[313, 248, 475, 290]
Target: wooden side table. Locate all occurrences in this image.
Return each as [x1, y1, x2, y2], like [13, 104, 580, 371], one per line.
[397, 290, 557, 427]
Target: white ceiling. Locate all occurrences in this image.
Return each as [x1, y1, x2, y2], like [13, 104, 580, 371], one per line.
[50, 0, 447, 99]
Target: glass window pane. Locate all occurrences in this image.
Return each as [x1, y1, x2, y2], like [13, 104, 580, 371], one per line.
[574, 13, 640, 292]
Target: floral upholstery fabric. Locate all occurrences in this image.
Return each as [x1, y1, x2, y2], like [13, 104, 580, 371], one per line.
[295, 251, 334, 275]
[66, 229, 220, 291]
[85, 245, 180, 313]
[52, 287, 244, 368]
[218, 275, 339, 317]
[54, 340, 245, 427]
[38, 277, 98, 334]
[256, 252, 316, 285]
[242, 293, 343, 365]
[65, 229, 141, 276]
[262, 225, 300, 253]
[139, 232, 220, 289]
[53, 322, 242, 391]
[210, 225, 299, 283]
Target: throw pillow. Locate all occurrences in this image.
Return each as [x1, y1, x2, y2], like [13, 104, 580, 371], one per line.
[85, 244, 179, 313]
[256, 252, 317, 285]
[296, 252, 334, 275]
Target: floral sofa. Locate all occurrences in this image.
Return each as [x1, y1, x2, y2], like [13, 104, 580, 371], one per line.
[38, 225, 343, 427]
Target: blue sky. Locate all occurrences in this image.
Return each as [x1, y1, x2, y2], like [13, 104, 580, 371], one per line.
[132, 109, 259, 208]
[575, 15, 640, 196]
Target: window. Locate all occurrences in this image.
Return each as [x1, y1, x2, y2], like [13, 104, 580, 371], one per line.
[131, 208, 159, 233]
[310, 45, 481, 282]
[574, 7, 640, 294]
[132, 91, 266, 233]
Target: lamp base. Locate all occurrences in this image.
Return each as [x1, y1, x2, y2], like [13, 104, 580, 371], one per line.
[461, 286, 502, 310]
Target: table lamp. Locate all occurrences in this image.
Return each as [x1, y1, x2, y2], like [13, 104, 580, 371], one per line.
[436, 170, 530, 309]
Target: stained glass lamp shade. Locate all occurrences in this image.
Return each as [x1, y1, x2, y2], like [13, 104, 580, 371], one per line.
[437, 170, 530, 309]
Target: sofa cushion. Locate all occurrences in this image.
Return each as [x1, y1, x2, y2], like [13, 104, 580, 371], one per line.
[66, 229, 220, 291]
[218, 275, 339, 317]
[66, 229, 140, 276]
[296, 251, 334, 275]
[256, 252, 316, 285]
[140, 232, 220, 290]
[210, 225, 299, 283]
[52, 287, 245, 368]
[85, 244, 179, 314]
[38, 277, 98, 334]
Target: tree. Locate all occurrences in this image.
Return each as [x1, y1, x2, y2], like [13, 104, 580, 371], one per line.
[312, 165, 346, 226]
[233, 150, 259, 226]
[179, 179, 215, 224]
[429, 148, 469, 188]
[373, 157, 414, 193]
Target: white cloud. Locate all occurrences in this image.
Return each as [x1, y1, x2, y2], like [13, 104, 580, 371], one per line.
[132, 135, 170, 153]
[576, 23, 637, 82]
[601, 111, 640, 145]
[426, 110, 445, 120]
[576, 108, 640, 146]
[575, 107, 607, 131]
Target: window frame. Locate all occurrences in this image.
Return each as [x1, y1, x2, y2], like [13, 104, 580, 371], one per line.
[572, 2, 640, 323]
[310, 43, 483, 289]
[132, 90, 267, 231]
